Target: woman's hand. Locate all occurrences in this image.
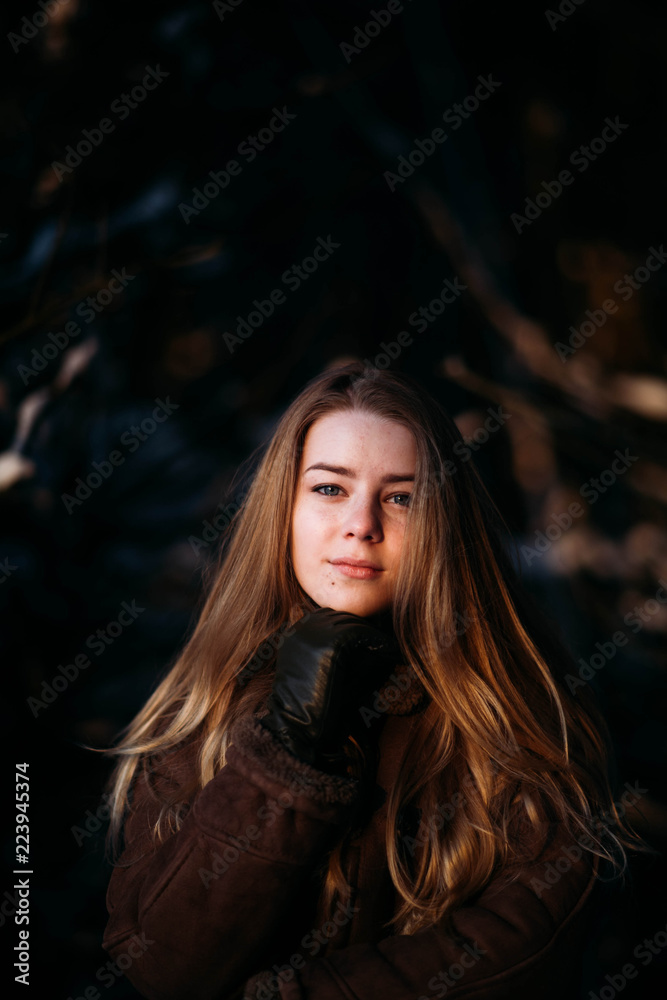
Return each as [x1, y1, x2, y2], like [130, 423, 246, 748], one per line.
[259, 607, 401, 773]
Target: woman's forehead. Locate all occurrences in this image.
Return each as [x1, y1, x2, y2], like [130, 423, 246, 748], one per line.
[300, 411, 417, 467]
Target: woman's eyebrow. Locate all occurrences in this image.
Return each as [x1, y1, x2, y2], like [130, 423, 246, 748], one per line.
[303, 463, 414, 483]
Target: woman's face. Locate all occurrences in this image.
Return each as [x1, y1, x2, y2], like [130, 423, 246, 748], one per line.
[290, 409, 417, 619]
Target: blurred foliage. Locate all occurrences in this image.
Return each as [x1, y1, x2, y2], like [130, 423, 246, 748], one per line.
[1, 0, 666, 995]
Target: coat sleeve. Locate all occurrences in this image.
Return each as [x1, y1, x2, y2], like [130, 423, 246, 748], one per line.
[102, 715, 364, 1000]
[244, 866, 601, 1000]
[242, 817, 604, 1000]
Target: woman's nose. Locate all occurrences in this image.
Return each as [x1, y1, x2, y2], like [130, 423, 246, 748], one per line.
[341, 497, 383, 541]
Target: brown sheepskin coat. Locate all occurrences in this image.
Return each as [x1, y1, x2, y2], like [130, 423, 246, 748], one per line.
[102, 668, 603, 999]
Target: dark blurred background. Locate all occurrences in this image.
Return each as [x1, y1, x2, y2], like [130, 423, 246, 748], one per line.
[1, 0, 666, 996]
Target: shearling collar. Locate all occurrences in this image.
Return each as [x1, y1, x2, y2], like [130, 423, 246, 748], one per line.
[372, 661, 430, 716]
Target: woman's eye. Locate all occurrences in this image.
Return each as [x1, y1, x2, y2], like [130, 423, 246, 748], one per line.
[312, 486, 410, 505]
[314, 485, 342, 497]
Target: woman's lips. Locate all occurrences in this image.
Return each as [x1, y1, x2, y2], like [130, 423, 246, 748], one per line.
[329, 560, 383, 580]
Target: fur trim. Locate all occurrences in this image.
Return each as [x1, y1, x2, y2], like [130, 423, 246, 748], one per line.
[376, 661, 429, 716]
[229, 715, 361, 806]
[243, 968, 280, 999]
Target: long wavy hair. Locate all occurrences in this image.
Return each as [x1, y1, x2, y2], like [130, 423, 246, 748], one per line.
[105, 361, 649, 936]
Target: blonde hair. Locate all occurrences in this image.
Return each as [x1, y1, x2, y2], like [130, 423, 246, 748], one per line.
[104, 361, 650, 935]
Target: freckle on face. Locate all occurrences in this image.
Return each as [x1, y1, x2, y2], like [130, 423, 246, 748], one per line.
[290, 410, 416, 617]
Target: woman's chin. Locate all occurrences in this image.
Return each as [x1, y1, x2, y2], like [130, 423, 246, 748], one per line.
[317, 597, 392, 622]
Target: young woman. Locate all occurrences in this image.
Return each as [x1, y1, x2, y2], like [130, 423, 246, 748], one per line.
[102, 361, 645, 1000]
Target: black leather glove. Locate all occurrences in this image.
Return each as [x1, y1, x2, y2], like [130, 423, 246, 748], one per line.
[259, 607, 401, 774]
